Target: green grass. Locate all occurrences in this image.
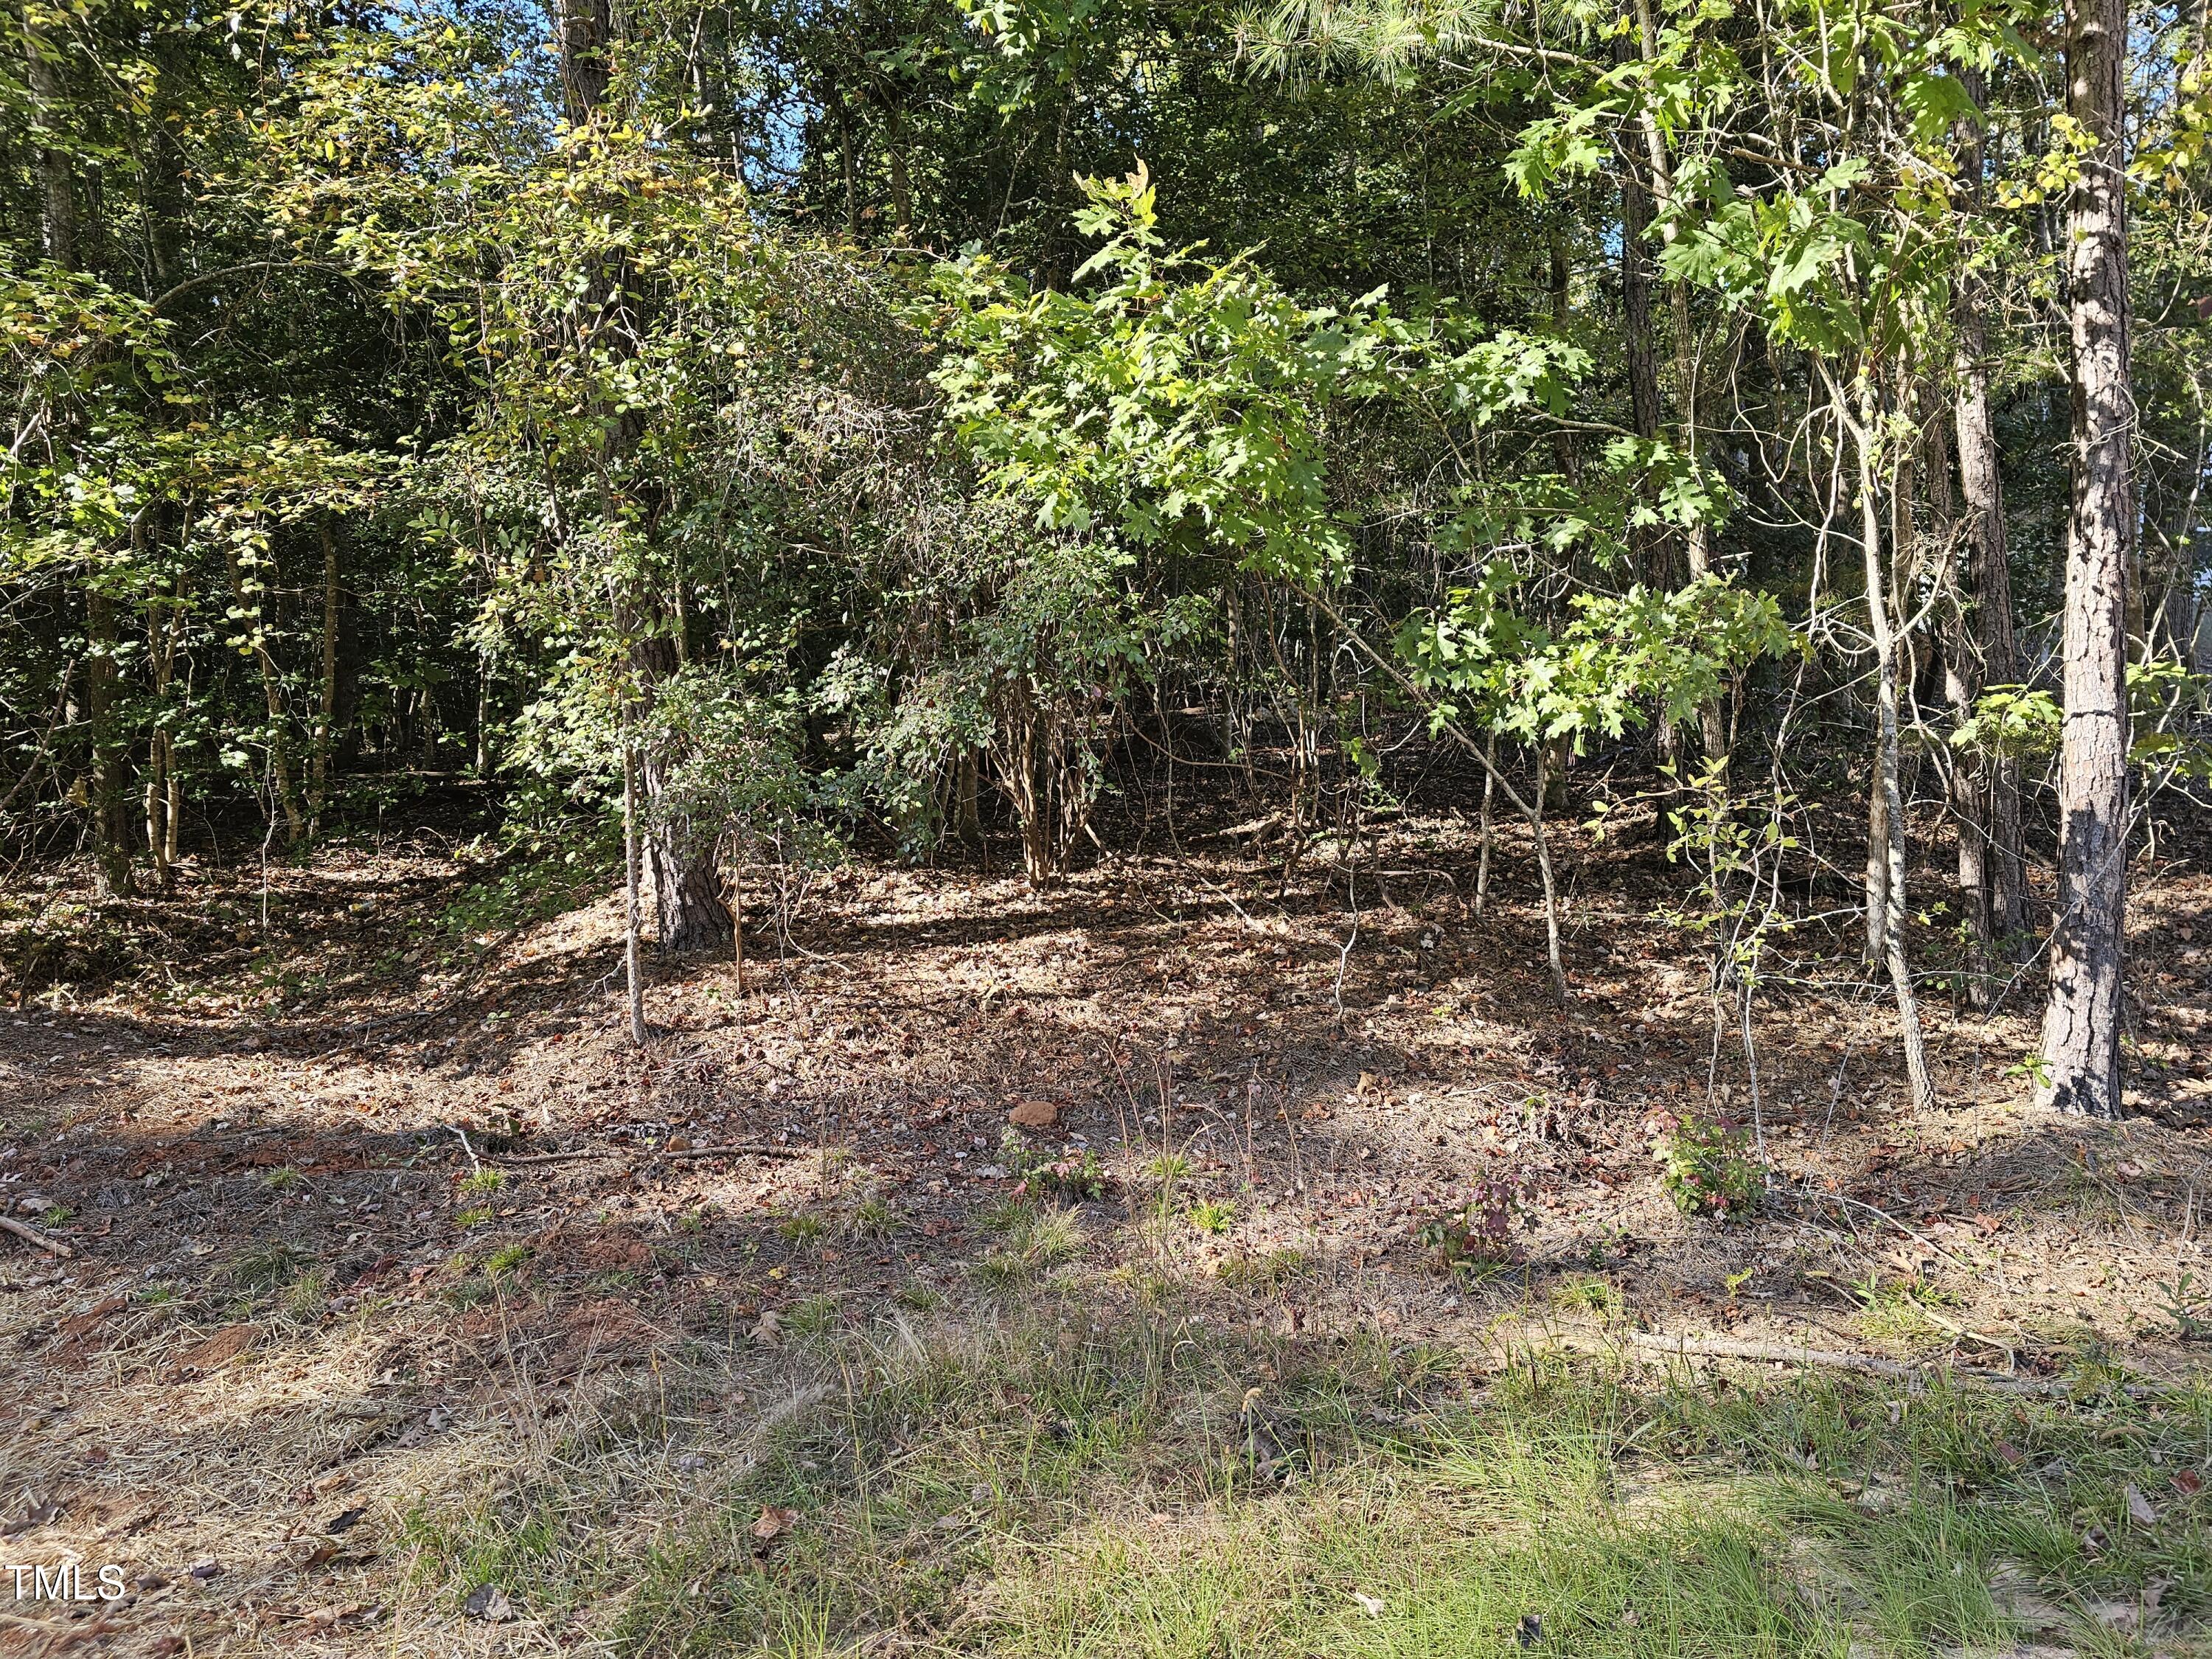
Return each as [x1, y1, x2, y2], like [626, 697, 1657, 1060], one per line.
[395, 1295, 2212, 1659]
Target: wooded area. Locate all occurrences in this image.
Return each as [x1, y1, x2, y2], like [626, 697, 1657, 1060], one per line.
[8, 0, 2211, 1105]
[4, 0, 2212, 1651]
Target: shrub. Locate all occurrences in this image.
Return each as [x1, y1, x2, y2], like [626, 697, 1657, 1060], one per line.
[1649, 1110, 1761, 1218]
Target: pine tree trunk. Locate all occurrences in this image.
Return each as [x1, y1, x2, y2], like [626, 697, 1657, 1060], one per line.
[2037, 0, 2133, 1118]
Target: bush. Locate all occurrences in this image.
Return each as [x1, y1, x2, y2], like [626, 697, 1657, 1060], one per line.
[1649, 1110, 1761, 1218]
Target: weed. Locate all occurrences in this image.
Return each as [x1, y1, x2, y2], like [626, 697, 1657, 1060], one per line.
[851, 1197, 900, 1237]
[460, 1166, 507, 1197]
[484, 1243, 532, 1279]
[1415, 1178, 1522, 1273]
[38, 1204, 71, 1226]
[1649, 1109, 1762, 1218]
[2157, 1271, 2212, 1342]
[1004, 1130, 1110, 1202]
[455, 1206, 494, 1228]
[262, 1166, 301, 1192]
[1552, 1272, 1624, 1318]
[228, 1240, 316, 1293]
[778, 1212, 827, 1245]
[1187, 1197, 1237, 1237]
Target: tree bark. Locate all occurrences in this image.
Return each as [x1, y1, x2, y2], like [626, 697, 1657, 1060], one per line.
[26, 7, 76, 267]
[2037, 0, 2133, 1118]
[557, 0, 614, 125]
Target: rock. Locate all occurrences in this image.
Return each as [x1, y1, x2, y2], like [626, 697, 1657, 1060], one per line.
[1008, 1100, 1059, 1129]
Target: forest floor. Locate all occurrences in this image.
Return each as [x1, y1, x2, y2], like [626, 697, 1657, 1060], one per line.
[2, 772, 2211, 1657]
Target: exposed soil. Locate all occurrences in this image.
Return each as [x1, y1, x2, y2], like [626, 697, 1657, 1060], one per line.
[1, 777, 2207, 1654]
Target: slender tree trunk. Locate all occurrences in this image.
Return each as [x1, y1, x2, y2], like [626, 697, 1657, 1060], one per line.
[622, 717, 647, 1046]
[27, 9, 76, 268]
[831, 81, 861, 241]
[1851, 386, 1936, 1112]
[84, 586, 132, 895]
[2037, 0, 2133, 1118]
[226, 537, 306, 846]
[1952, 68, 2028, 961]
[310, 514, 339, 833]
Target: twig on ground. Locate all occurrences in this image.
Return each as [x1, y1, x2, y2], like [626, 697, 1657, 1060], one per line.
[0, 1216, 72, 1257]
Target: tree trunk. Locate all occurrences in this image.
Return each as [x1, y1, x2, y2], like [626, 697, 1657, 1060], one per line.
[27, 10, 76, 267]
[622, 720, 647, 1046]
[1952, 67, 2027, 962]
[557, 0, 614, 124]
[84, 586, 133, 896]
[2037, 0, 2133, 1118]
[310, 514, 339, 834]
[1618, 148, 1663, 459]
[1852, 386, 1935, 1112]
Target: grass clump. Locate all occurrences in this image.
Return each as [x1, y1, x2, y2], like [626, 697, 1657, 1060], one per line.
[973, 1207, 1086, 1286]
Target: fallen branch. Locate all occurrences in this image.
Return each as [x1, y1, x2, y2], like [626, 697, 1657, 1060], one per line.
[488, 1140, 815, 1167]
[0, 1216, 73, 1257]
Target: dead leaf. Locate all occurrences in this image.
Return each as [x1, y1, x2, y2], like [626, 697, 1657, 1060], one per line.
[1350, 1591, 1385, 1616]
[2125, 1484, 2158, 1527]
[750, 1309, 783, 1346]
[750, 1506, 799, 1553]
[325, 1506, 366, 1536]
[462, 1583, 517, 1621]
[2171, 1469, 2202, 1497]
[173, 1324, 255, 1372]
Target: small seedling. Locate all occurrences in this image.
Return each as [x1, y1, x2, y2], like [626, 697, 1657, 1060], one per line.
[2157, 1272, 2212, 1343]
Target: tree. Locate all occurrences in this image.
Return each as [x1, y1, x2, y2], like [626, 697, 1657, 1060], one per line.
[2037, 0, 2135, 1117]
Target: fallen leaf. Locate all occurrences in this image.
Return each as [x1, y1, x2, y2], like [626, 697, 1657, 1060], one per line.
[1350, 1591, 1385, 1617]
[751, 1506, 798, 1543]
[463, 1583, 517, 1621]
[173, 1324, 255, 1372]
[2125, 1484, 2158, 1527]
[2172, 1470, 2203, 1497]
[326, 1506, 366, 1536]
